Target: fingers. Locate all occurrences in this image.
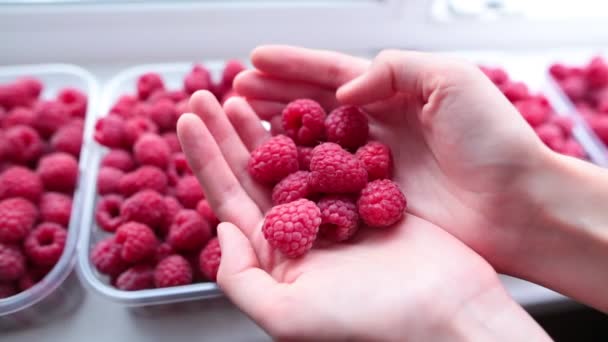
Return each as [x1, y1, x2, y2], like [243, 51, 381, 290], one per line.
[247, 99, 285, 120]
[224, 97, 272, 151]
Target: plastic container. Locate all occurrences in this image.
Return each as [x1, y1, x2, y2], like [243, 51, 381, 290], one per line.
[0, 64, 99, 329]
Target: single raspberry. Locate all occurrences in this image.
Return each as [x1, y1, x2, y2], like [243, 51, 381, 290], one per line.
[0, 243, 26, 281]
[549, 63, 569, 81]
[0, 198, 38, 243]
[318, 195, 359, 242]
[162, 132, 182, 153]
[154, 255, 192, 287]
[4, 125, 43, 164]
[37, 152, 78, 193]
[221, 60, 246, 88]
[357, 179, 407, 228]
[91, 237, 129, 277]
[137, 72, 165, 100]
[271, 171, 311, 205]
[0, 82, 31, 110]
[18, 267, 49, 291]
[199, 237, 221, 281]
[585, 56, 608, 89]
[549, 116, 574, 134]
[479, 66, 509, 85]
[133, 133, 171, 169]
[24, 222, 67, 267]
[168, 209, 211, 252]
[148, 89, 187, 104]
[248, 135, 298, 184]
[167, 153, 193, 186]
[124, 117, 159, 146]
[281, 99, 326, 146]
[588, 115, 608, 145]
[175, 175, 204, 209]
[50, 122, 83, 157]
[262, 199, 321, 258]
[0, 282, 16, 298]
[325, 106, 369, 150]
[115, 222, 158, 263]
[562, 139, 585, 158]
[309, 142, 368, 194]
[39, 192, 72, 227]
[101, 149, 135, 172]
[500, 81, 531, 103]
[120, 190, 168, 231]
[560, 77, 587, 102]
[175, 99, 190, 116]
[116, 264, 155, 291]
[184, 65, 212, 94]
[57, 87, 87, 118]
[514, 100, 550, 127]
[95, 195, 124, 232]
[160, 196, 183, 236]
[109, 95, 138, 118]
[118, 166, 168, 196]
[147, 98, 178, 132]
[16, 77, 43, 100]
[535, 123, 563, 146]
[3, 106, 36, 128]
[297, 146, 313, 171]
[355, 141, 393, 181]
[221, 89, 237, 105]
[94, 115, 126, 148]
[0, 166, 43, 202]
[97, 167, 124, 195]
[196, 199, 219, 229]
[33, 100, 70, 138]
[155, 242, 174, 263]
[184, 249, 204, 282]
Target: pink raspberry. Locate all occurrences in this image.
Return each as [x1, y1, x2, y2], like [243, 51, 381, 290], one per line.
[184, 65, 212, 94]
[221, 60, 246, 88]
[271, 171, 311, 205]
[585, 56, 608, 89]
[535, 124, 563, 148]
[101, 149, 135, 172]
[118, 166, 168, 196]
[281, 99, 326, 146]
[196, 199, 219, 229]
[109, 95, 138, 118]
[0, 243, 26, 281]
[159, 196, 183, 237]
[248, 135, 298, 184]
[18, 267, 49, 291]
[162, 132, 182, 153]
[262, 199, 321, 258]
[500, 81, 531, 103]
[147, 98, 178, 132]
[355, 141, 393, 181]
[168, 209, 211, 252]
[133, 133, 171, 169]
[16, 77, 43, 100]
[549, 116, 574, 134]
[155, 242, 175, 263]
[318, 195, 359, 242]
[0, 282, 16, 298]
[116, 264, 155, 291]
[549, 63, 570, 81]
[124, 117, 159, 146]
[121, 190, 168, 230]
[199, 237, 221, 281]
[95, 195, 124, 232]
[175, 99, 190, 116]
[97, 167, 124, 195]
[514, 99, 551, 127]
[0, 82, 30, 110]
[0, 166, 43, 202]
[325, 106, 369, 150]
[33, 100, 70, 138]
[50, 121, 83, 157]
[24, 222, 67, 267]
[175, 175, 204, 209]
[562, 139, 585, 158]
[91, 237, 129, 277]
[40, 192, 72, 227]
[3, 106, 36, 128]
[115, 222, 158, 263]
[37, 152, 78, 193]
[167, 153, 193, 186]
[94, 115, 126, 148]
[560, 77, 587, 102]
[309, 142, 368, 194]
[0, 198, 38, 243]
[57, 87, 87, 118]
[479, 66, 509, 85]
[357, 179, 407, 228]
[154, 255, 192, 287]
[137, 72, 165, 100]
[4, 125, 43, 164]
[297, 146, 313, 171]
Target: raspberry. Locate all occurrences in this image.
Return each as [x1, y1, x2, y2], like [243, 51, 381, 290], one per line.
[560, 77, 587, 102]
[184, 65, 212, 94]
[297, 146, 313, 171]
[118, 165, 168, 196]
[270, 116, 284, 135]
[549, 116, 574, 134]
[39, 192, 72, 227]
[479, 66, 509, 85]
[272, 171, 311, 205]
[24, 222, 67, 267]
[500, 81, 531, 103]
[160, 196, 183, 236]
[57, 87, 87, 118]
[110, 95, 138, 118]
[262, 199, 321, 258]
[3, 106, 35, 128]
[175, 99, 190, 116]
[101, 149, 135, 172]
[588, 116, 608, 145]
[317, 195, 359, 242]
[33, 100, 70, 138]
[124, 117, 159, 146]
[137, 73, 165, 100]
[0, 243, 25, 281]
[199, 237, 221, 281]
[121, 190, 168, 230]
[18, 267, 49, 291]
[37, 152, 78, 193]
[0, 82, 31, 110]
[167, 153, 193, 186]
[309, 143, 368, 194]
[95, 115, 126, 148]
[116, 264, 155, 291]
[562, 139, 585, 158]
[16, 77, 43, 100]
[585, 56, 608, 89]
[281, 99, 326, 146]
[115, 222, 158, 263]
[196, 199, 219, 229]
[325, 106, 369, 150]
[0, 282, 16, 298]
[50, 122, 83, 157]
[0, 198, 38, 243]
[154, 255, 192, 288]
[155, 243, 175, 264]
[95, 195, 124, 232]
[549, 63, 569, 81]
[91, 237, 129, 277]
[248, 135, 298, 184]
[147, 98, 178, 132]
[4, 125, 43, 164]
[355, 141, 393, 181]
[0, 166, 43, 202]
[134, 133, 171, 169]
[535, 124, 563, 146]
[168, 209, 211, 252]
[221, 60, 246, 88]
[514, 100, 550, 127]
[175, 175, 205, 209]
[97, 167, 124, 195]
[357, 179, 407, 228]
[162, 132, 182, 153]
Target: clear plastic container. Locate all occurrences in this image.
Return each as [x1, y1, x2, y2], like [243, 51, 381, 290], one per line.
[0, 64, 99, 329]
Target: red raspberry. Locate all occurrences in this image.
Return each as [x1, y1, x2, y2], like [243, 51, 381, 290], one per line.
[24, 223, 67, 267]
[101, 149, 135, 172]
[124, 117, 159, 146]
[18, 267, 49, 291]
[0, 198, 38, 243]
[175, 99, 190, 116]
[535, 124, 563, 146]
[560, 77, 587, 102]
[500, 81, 531, 103]
[196, 199, 219, 229]
[184, 65, 212, 94]
[549, 63, 569, 81]
[562, 139, 585, 158]
[0, 82, 32, 110]
[168, 209, 211, 252]
[95, 115, 126, 148]
[297, 146, 313, 171]
[91, 237, 129, 277]
[33, 100, 70, 138]
[147, 99, 178, 132]
[585, 56, 608, 89]
[355, 141, 393, 181]
[116, 264, 155, 291]
[281, 99, 326, 146]
[115, 222, 158, 263]
[57, 87, 87, 118]
[549, 116, 574, 134]
[154, 255, 192, 287]
[4, 125, 43, 164]
[0, 282, 16, 298]
[0, 166, 43, 202]
[221, 60, 246, 88]
[95, 195, 124, 232]
[0, 243, 26, 281]
[588, 116, 608, 145]
[262, 199, 321, 258]
[221, 89, 237, 105]
[325, 106, 369, 150]
[248, 135, 298, 184]
[50, 122, 83, 157]
[118, 166, 168, 196]
[109, 95, 138, 118]
[137, 72, 165, 100]
[271, 171, 311, 205]
[309, 142, 368, 194]
[97, 167, 124, 195]
[167, 153, 193, 186]
[121, 190, 168, 230]
[40, 192, 72, 227]
[3, 106, 35, 128]
[155, 242, 175, 263]
[357, 179, 407, 228]
[16, 77, 43, 100]
[479, 66, 509, 85]
[318, 195, 359, 242]
[133, 133, 171, 169]
[514, 99, 550, 127]
[175, 175, 204, 209]
[162, 132, 182, 153]
[199, 237, 221, 281]
[37, 152, 78, 193]
[160, 196, 183, 236]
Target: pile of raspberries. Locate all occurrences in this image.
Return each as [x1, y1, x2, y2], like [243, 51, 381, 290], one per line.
[0, 77, 86, 299]
[481, 66, 586, 158]
[91, 61, 243, 291]
[249, 99, 407, 258]
[550, 56, 608, 147]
